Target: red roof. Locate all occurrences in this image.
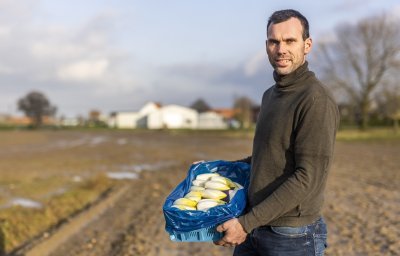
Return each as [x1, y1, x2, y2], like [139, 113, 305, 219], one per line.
[212, 108, 238, 119]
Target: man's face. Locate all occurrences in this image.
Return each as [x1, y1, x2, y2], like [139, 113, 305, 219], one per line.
[266, 17, 312, 75]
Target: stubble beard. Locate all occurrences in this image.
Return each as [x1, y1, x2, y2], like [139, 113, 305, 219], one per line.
[271, 57, 305, 76]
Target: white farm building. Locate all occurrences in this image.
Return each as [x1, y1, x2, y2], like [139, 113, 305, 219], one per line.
[110, 102, 228, 130]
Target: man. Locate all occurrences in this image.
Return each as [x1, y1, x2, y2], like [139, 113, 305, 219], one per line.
[214, 9, 340, 255]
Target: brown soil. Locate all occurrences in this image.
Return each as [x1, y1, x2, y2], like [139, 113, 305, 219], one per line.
[2, 131, 399, 256]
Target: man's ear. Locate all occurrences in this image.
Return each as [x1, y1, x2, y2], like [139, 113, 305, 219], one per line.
[304, 37, 312, 55]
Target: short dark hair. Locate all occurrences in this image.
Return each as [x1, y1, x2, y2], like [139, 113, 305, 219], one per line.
[267, 9, 310, 40]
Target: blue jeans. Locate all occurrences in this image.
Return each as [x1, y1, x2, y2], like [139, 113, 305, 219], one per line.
[233, 217, 328, 256]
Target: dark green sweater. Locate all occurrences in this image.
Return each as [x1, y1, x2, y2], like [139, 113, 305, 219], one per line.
[238, 62, 339, 232]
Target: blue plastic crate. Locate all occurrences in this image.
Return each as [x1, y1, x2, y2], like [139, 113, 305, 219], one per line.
[169, 225, 223, 242]
[164, 160, 250, 242]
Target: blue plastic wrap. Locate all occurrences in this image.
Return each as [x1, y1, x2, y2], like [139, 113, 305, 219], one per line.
[163, 160, 250, 236]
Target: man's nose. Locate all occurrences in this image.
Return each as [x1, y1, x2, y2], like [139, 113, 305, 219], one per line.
[277, 43, 287, 54]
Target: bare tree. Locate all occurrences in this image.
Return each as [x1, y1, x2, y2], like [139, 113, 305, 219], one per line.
[87, 109, 107, 127]
[376, 88, 400, 133]
[190, 98, 211, 113]
[18, 91, 57, 128]
[233, 96, 254, 129]
[315, 14, 400, 129]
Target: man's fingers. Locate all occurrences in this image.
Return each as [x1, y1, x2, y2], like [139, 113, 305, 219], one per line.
[213, 239, 225, 246]
[214, 238, 235, 248]
[192, 160, 205, 165]
[216, 223, 226, 232]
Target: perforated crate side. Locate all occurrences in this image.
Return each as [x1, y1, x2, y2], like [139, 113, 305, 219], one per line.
[169, 225, 223, 242]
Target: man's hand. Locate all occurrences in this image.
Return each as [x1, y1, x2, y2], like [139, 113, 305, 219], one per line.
[214, 218, 247, 247]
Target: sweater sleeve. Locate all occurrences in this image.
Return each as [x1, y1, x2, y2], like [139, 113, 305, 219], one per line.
[238, 96, 339, 232]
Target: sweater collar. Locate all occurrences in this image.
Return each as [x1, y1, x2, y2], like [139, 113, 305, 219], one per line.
[273, 61, 309, 89]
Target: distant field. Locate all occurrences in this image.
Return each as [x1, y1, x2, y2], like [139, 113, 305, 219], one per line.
[0, 131, 121, 252]
[0, 129, 398, 255]
[0, 130, 252, 254]
[337, 127, 400, 141]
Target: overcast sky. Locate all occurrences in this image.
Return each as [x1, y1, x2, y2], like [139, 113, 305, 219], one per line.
[1, 0, 399, 117]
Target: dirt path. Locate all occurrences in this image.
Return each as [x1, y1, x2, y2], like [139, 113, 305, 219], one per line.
[21, 185, 129, 256]
[47, 166, 234, 256]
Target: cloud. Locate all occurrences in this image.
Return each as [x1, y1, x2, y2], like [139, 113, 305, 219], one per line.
[154, 51, 273, 108]
[244, 50, 267, 77]
[0, 25, 11, 37]
[164, 50, 271, 86]
[0, 64, 15, 75]
[0, 0, 37, 22]
[332, 0, 375, 12]
[389, 4, 400, 20]
[0, 2, 145, 116]
[57, 59, 109, 82]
